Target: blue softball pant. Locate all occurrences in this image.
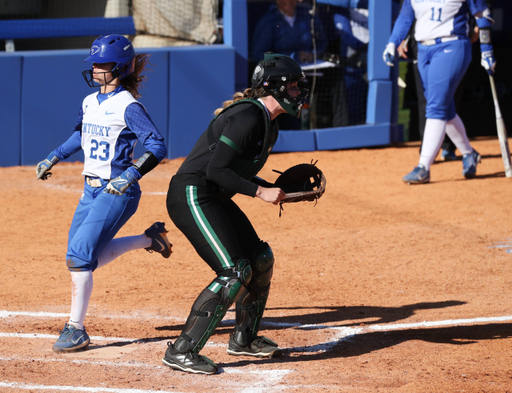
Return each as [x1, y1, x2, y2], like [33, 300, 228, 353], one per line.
[66, 177, 141, 272]
[417, 38, 472, 121]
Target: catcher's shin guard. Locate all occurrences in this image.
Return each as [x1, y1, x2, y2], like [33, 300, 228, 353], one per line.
[174, 259, 252, 354]
[233, 242, 274, 346]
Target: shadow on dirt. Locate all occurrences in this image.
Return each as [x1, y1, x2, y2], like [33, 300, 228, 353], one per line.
[153, 300, 466, 335]
[147, 300, 467, 342]
[91, 300, 511, 367]
[219, 322, 512, 369]
[261, 300, 467, 328]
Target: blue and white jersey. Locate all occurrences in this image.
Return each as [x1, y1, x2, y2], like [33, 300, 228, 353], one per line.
[81, 89, 139, 179]
[52, 86, 167, 180]
[389, 0, 488, 47]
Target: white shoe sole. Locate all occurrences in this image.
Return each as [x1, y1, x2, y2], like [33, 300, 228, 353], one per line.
[226, 347, 283, 358]
[52, 338, 90, 353]
[162, 357, 216, 375]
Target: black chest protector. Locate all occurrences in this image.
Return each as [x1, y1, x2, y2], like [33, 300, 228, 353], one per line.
[207, 99, 279, 198]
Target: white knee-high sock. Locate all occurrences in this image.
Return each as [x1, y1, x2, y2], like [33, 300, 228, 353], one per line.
[69, 271, 93, 330]
[444, 114, 472, 155]
[419, 118, 447, 170]
[97, 234, 151, 269]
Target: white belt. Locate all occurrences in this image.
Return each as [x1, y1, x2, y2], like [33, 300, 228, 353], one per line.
[420, 36, 459, 46]
[86, 177, 103, 187]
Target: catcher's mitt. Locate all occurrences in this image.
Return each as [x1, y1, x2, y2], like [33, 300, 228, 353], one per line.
[273, 161, 326, 205]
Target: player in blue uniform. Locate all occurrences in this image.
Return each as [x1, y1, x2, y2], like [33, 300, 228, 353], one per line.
[35, 34, 172, 353]
[383, 0, 496, 184]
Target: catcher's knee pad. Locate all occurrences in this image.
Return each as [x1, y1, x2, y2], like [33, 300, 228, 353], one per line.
[248, 241, 274, 293]
[175, 259, 251, 353]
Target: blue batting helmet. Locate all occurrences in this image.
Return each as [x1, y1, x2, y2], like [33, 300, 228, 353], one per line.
[83, 34, 135, 80]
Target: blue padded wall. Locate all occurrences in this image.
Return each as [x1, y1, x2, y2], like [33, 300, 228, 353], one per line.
[367, 0, 392, 82]
[273, 130, 317, 152]
[168, 45, 235, 159]
[0, 54, 22, 167]
[21, 50, 91, 166]
[223, 0, 248, 93]
[366, 80, 392, 124]
[315, 123, 391, 150]
[133, 48, 169, 159]
[21, 49, 171, 166]
[4, 45, 234, 167]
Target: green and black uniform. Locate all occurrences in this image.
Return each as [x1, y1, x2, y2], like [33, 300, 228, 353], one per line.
[166, 99, 279, 353]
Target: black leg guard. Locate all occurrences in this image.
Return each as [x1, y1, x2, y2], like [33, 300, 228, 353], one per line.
[174, 259, 252, 354]
[232, 241, 274, 346]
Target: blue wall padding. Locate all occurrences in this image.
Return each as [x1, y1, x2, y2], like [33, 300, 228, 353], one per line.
[273, 130, 317, 152]
[223, 0, 249, 92]
[367, 0, 392, 82]
[390, 124, 404, 143]
[134, 48, 170, 159]
[21, 50, 92, 166]
[315, 123, 391, 150]
[168, 45, 235, 159]
[1, 45, 234, 167]
[0, 17, 136, 40]
[0, 54, 22, 167]
[1, 0, 400, 167]
[366, 80, 392, 124]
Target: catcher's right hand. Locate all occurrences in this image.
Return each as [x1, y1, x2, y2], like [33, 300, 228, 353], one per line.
[256, 186, 286, 205]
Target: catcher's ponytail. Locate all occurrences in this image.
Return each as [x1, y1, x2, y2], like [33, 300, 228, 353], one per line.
[213, 87, 268, 116]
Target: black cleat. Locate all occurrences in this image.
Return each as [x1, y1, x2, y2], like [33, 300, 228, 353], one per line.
[227, 334, 283, 358]
[162, 342, 217, 375]
[145, 222, 172, 258]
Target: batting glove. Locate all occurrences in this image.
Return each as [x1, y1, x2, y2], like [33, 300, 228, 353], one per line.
[481, 47, 496, 76]
[104, 167, 141, 195]
[36, 152, 59, 180]
[382, 42, 396, 67]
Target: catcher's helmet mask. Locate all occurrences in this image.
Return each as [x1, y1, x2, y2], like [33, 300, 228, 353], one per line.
[82, 34, 136, 88]
[252, 52, 309, 118]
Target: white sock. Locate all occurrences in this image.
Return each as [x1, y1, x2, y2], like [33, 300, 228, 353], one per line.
[419, 118, 447, 170]
[444, 114, 472, 155]
[69, 271, 93, 330]
[97, 234, 151, 269]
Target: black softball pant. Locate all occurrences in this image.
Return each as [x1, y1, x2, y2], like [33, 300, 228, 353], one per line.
[166, 174, 261, 275]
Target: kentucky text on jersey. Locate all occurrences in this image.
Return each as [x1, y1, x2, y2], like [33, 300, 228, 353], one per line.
[82, 123, 111, 137]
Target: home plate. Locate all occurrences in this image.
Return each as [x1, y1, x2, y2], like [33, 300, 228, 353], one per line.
[71, 343, 139, 359]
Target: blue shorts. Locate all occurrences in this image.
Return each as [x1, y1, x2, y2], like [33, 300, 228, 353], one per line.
[66, 178, 141, 271]
[417, 38, 472, 120]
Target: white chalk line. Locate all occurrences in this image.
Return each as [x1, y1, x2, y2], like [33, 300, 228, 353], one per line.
[0, 381, 178, 393]
[3, 312, 512, 351]
[0, 363, 291, 393]
[0, 310, 185, 321]
[488, 238, 512, 249]
[2, 313, 512, 392]
[0, 356, 162, 369]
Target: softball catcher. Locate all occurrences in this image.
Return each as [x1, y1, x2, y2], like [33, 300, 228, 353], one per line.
[162, 53, 310, 374]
